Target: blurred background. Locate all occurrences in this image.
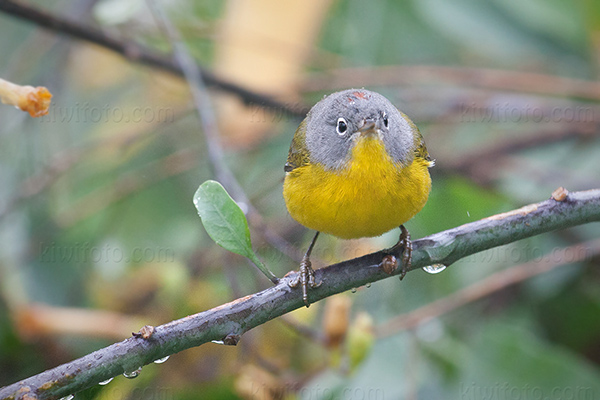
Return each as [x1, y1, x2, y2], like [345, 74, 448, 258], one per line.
[1, 0, 600, 399]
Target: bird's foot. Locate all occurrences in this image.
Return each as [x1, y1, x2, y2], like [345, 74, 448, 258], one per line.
[288, 255, 322, 307]
[381, 225, 412, 280]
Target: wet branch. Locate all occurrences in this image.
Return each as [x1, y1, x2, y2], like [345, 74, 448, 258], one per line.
[1, 188, 600, 399]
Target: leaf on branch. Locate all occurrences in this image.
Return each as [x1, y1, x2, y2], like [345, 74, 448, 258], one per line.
[193, 180, 278, 283]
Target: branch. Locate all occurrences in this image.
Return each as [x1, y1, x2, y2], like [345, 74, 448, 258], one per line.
[0, 0, 306, 262]
[303, 65, 600, 101]
[2, 188, 600, 399]
[0, 0, 305, 118]
[145, 1, 303, 267]
[146, 0, 248, 205]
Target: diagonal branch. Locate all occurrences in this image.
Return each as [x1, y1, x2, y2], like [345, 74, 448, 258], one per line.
[1, 188, 600, 399]
[146, 0, 248, 206]
[0, 0, 305, 117]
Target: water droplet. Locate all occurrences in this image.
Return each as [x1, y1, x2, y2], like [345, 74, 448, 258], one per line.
[59, 396, 74, 400]
[211, 340, 225, 345]
[365, 282, 371, 288]
[99, 377, 114, 385]
[351, 288, 357, 293]
[422, 264, 447, 274]
[153, 355, 170, 364]
[123, 367, 142, 379]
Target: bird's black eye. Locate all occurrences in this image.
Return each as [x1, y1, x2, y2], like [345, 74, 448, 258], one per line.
[336, 118, 348, 135]
[382, 112, 389, 128]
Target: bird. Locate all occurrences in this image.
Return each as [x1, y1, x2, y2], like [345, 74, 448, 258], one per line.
[283, 89, 433, 306]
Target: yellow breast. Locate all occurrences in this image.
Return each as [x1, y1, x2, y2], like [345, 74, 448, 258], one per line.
[283, 136, 431, 239]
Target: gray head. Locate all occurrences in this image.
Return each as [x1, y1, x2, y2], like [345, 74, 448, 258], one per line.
[304, 89, 417, 170]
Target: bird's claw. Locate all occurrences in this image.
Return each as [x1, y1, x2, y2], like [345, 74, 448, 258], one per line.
[288, 256, 321, 307]
[385, 225, 412, 280]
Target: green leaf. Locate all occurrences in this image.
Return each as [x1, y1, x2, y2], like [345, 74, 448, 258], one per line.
[193, 180, 278, 284]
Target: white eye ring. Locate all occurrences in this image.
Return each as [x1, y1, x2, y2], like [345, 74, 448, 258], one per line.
[382, 112, 389, 128]
[336, 118, 348, 136]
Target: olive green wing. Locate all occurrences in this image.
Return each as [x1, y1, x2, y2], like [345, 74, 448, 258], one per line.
[414, 128, 433, 164]
[398, 110, 435, 167]
[284, 119, 311, 173]
[402, 111, 433, 166]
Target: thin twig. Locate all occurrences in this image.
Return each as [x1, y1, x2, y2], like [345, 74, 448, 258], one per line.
[1, 188, 599, 399]
[0, 0, 305, 117]
[146, 0, 247, 205]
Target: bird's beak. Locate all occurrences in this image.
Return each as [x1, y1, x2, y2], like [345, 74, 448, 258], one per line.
[357, 117, 381, 137]
[358, 118, 377, 134]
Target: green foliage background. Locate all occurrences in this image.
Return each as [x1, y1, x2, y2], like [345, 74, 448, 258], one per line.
[1, 0, 600, 399]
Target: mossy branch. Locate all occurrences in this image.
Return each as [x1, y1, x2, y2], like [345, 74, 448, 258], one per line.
[2, 188, 600, 400]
